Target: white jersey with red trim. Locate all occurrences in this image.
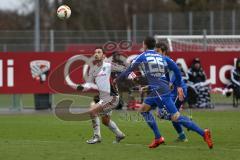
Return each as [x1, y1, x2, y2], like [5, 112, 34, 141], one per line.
[82, 61, 125, 101]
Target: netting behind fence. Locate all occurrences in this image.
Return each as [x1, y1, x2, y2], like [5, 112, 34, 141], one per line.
[155, 35, 240, 52]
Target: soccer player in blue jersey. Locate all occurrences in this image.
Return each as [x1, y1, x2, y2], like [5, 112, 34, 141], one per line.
[156, 71, 188, 142]
[116, 37, 213, 149]
[155, 42, 188, 142]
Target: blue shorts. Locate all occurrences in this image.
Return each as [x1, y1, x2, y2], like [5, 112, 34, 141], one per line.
[170, 86, 188, 109]
[153, 87, 187, 120]
[144, 90, 178, 116]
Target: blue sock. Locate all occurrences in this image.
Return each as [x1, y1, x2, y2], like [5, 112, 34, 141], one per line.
[172, 122, 186, 139]
[172, 121, 183, 135]
[141, 112, 161, 139]
[177, 115, 204, 137]
[178, 132, 186, 140]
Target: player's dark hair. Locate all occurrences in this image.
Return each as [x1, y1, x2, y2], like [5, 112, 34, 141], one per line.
[144, 37, 156, 49]
[95, 46, 105, 53]
[156, 42, 168, 53]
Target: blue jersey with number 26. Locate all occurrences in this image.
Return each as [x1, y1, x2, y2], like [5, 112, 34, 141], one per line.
[117, 50, 182, 95]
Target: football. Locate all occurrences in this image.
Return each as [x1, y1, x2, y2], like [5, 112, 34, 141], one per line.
[57, 5, 71, 20]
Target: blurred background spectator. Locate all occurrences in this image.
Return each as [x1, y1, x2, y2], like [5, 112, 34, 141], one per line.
[230, 58, 240, 107]
[188, 58, 207, 83]
[187, 58, 212, 108]
[177, 63, 189, 83]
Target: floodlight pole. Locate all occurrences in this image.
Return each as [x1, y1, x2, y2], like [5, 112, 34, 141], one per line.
[132, 14, 137, 43]
[50, 30, 55, 52]
[35, 0, 40, 52]
[203, 29, 207, 51]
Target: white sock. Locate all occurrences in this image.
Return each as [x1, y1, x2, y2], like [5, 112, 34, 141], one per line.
[107, 120, 123, 137]
[92, 117, 101, 137]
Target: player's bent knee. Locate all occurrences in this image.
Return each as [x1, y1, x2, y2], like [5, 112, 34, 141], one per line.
[89, 103, 103, 115]
[171, 112, 180, 122]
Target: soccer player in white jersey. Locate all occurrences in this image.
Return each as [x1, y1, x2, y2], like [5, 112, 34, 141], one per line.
[76, 47, 125, 144]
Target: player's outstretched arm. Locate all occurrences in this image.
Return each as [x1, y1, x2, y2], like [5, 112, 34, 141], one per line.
[73, 83, 98, 92]
[75, 67, 98, 92]
[116, 54, 143, 82]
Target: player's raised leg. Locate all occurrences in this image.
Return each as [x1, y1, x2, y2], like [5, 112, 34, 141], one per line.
[162, 95, 213, 149]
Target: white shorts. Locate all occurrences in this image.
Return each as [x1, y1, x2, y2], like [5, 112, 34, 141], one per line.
[97, 96, 119, 116]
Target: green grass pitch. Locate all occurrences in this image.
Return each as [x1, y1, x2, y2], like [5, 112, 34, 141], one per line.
[0, 93, 234, 108]
[0, 110, 239, 160]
